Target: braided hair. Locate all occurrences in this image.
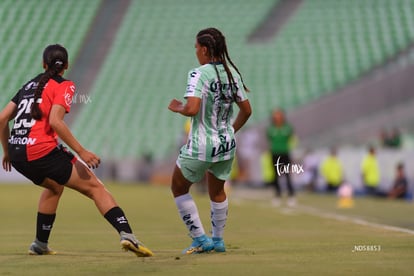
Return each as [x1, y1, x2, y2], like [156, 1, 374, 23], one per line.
[196, 27, 249, 94]
[31, 44, 68, 120]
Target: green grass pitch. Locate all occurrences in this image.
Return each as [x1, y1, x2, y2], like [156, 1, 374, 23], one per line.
[0, 183, 413, 275]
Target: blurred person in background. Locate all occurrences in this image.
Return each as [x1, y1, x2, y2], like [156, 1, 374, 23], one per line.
[361, 145, 381, 196]
[266, 108, 296, 207]
[300, 148, 320, 192]
[137, 153, 153, 182]
[387, 162, 408, 200]
[320, 147, 343, 193]
[387, 127, 402, 149]
[237, 128, 263, 186]
[380, 127, 402, 149]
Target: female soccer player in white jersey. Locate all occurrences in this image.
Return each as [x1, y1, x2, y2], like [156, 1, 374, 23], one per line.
[0, 44, 153, 257]
[168, 27, 252, 254]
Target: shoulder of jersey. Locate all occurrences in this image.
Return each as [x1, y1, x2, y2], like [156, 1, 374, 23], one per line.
[193, 64, 213, 76]
[199, 63, 212, 71]
[190, 66, 203, 73]
[51, 75, 70, 84]
[22, 73, 42, 90]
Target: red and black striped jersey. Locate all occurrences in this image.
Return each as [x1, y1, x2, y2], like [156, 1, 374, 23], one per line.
[8, 74, 75, 161]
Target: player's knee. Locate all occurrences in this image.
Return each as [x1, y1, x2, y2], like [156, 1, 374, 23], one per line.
[85, 180, 107, 198]
[42, 178, 64, 196]
[51, 185, 64, 196]
[171, 172, 190, 196]
[209, 189, 226, 202]
[171, 182, 190, 197]
[171, 184, 183, 197]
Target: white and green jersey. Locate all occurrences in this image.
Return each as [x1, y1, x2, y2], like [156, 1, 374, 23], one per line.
[180, 63, 248, 162]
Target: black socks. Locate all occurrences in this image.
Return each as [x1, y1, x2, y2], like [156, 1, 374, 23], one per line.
[36, 212, 56, 243]
[104, 206, 133, 234]
[36, 207, 133, 244]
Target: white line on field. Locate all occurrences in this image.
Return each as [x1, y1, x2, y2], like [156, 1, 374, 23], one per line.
[296, 205, 414, 235]
[229, 188, 414, 235]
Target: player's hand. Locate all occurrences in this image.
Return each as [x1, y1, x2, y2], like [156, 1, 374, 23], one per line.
[2, 155, 12, 172]
[78, 149, 101, 169]
[168, 99, 183, 113]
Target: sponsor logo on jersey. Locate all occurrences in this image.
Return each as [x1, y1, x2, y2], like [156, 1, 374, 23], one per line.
[14, 129, 28, 135]
[211, 135, 236, 157]
[210, 81, 239, 93]
[186, 70, 201, 95]
[24, 81, 39, 91]
[64, 87, 73, 107]
[8, 135, 37, 145]
[186, 84, 196, 95]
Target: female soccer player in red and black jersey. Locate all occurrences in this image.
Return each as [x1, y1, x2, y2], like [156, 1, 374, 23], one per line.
[0, 44, 153, 257]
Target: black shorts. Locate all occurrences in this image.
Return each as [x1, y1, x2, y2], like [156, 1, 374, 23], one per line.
[11, 145, 76, 185]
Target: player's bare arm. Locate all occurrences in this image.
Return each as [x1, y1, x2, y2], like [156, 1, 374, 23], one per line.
[0, 102, 17, 171]
[49, 104, 100, 169]
[233, 99, 252, 133]
[168, 96, 201, 117]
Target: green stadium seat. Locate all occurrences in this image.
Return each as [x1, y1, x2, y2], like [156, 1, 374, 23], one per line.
[3, 0, 414, 159]
[0, 0, 101, 107]
[71, 0, 276, 158]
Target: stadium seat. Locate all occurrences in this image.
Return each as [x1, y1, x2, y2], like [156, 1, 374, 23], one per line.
[71, 0, 276, 158]
[0, 0, 101, 107]
[3, 0, 414, 159]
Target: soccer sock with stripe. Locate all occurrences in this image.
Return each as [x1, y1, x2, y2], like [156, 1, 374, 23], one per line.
[174, 193, 205, 238]
[36, 212, 56, 243]
[104, 206, 133, 234]
[210, 199, 228, 238]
